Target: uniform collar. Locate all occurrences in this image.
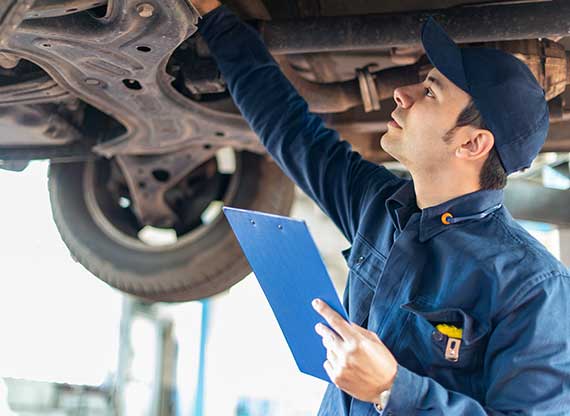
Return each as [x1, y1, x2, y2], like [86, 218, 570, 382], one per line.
[385, 180, 504, 243]
[385, 180, 418, 232]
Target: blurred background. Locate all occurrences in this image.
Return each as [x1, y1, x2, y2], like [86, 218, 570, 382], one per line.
[0, 161, 349, 416]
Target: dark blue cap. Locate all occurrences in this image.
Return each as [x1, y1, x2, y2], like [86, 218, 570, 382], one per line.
[420, 16, 549, 175]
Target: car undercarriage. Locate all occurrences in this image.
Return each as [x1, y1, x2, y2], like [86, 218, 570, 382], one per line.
[1, 0, 570, 301]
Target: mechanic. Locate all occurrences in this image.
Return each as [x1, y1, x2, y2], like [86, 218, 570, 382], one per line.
[190, 1, 570, 414]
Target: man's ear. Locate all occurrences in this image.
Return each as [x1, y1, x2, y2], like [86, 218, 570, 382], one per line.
[455, 128, 495, 161]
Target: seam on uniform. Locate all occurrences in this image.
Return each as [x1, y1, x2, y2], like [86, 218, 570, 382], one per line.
[492, 212, 557, 273]
[487, 214, 570, 320]
[513, 271, 570, 305]
[352, 272, 376, 292]
[495, 271, 569, 321]
[355, 231, 388, 261]
[491, 212, 524, 246]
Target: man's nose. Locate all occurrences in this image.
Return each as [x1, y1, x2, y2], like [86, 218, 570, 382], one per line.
[393, 85, 413, 108]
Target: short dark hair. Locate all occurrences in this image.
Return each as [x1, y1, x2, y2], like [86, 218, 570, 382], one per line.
[442, 99, 507, 190]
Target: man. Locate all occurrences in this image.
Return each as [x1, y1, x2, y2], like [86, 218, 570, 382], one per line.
[191, 1, 570, 414]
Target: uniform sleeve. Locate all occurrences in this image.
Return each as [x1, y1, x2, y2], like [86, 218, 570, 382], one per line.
[384, 273, 570, 415]
[197, 6, 403, 242]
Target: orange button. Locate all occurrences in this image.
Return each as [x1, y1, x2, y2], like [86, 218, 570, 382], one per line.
[441, 212, 453, 225]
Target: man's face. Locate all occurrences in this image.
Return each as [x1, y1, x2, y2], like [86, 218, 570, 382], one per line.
[380, 68, 471, 174]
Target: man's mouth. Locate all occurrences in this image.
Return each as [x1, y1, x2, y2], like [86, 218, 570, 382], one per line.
[389, 113, 402, 129]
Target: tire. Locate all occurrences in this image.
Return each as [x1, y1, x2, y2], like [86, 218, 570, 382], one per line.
[48, 151, 295, 302]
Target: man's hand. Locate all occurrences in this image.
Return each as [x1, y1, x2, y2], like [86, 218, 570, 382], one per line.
[312, 298, 398, 404]
[189, 0, 221, 16]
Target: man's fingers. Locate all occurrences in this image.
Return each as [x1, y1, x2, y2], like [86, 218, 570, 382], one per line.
[315, 323, 343, 350]
[326, 347, 338, 365]
[323, 360, 336, 381]
[352, 323, 378, 340]
[312, 299, 354, 341]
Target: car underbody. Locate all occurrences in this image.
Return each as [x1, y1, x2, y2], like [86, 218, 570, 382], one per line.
[1, 0, 570, 301]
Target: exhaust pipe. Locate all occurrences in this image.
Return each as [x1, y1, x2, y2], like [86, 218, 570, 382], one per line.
[261, 1, 570, 55]
[276, 57, 421, 113]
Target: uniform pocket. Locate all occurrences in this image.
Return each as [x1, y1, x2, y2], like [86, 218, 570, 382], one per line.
[344, 234, 386, 291]
[399, 298, 490, 372]
[341, 235, 387, 327]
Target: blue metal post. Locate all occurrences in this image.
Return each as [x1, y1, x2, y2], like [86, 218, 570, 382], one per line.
[193, 299, 210, 416]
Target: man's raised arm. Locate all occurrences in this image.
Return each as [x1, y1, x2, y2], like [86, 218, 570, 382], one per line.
[193, 3, 403, 242]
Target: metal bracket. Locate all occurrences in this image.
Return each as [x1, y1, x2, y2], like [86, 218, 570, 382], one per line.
[115, 144, 222, 227]
[1, 0, 257, 157]
[356, 65, 380, 113]
[184, 0, 203, 19]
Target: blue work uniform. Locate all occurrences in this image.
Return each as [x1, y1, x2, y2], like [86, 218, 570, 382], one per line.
[198, 6, 570, 415]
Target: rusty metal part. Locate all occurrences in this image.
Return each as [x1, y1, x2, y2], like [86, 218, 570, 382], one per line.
[282, 50, 416, 84]
[548, 95, 564, 122]
[0, 0, 568, 169]
[277, 56, 420, 113]
[181, 40, 227, 95]
[136, 3, 155, 18]
[482, 38, 567, 101]
[0, 0, 34, 45]
[4, 102, 570, 166]
[114, 144, 222, 227]
[540, 117, 570, 153]
[0, 52, 20, 69]
[0, 73, 70, 105]
[415, 38, 569, 102]
[0, 104, 81, 146]
[24, 0, 108, 19]
[288, 0, 543, 17]
[356, 65, 380, 112]
[375, 64, 424, 100]
[0, 142, 93, 162]
[276, 55, 361, 113]
[261, 1, 570, 54]
[2, 0, 259, 158]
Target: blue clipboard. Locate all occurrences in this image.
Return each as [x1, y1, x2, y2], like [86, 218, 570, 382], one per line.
[223, 206, 349, 383]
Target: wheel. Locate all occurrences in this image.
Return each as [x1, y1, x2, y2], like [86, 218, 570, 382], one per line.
[48, 150, 295, 302]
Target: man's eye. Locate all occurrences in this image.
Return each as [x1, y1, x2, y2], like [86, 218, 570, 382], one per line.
[424, 87, 435, 98]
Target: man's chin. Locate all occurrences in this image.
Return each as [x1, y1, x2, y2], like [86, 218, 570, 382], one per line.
[380, 135, 404, 162]
[380, 133, 397, 153]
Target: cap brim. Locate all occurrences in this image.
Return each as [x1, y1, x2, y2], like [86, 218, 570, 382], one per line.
[421, 16, 469, 93]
